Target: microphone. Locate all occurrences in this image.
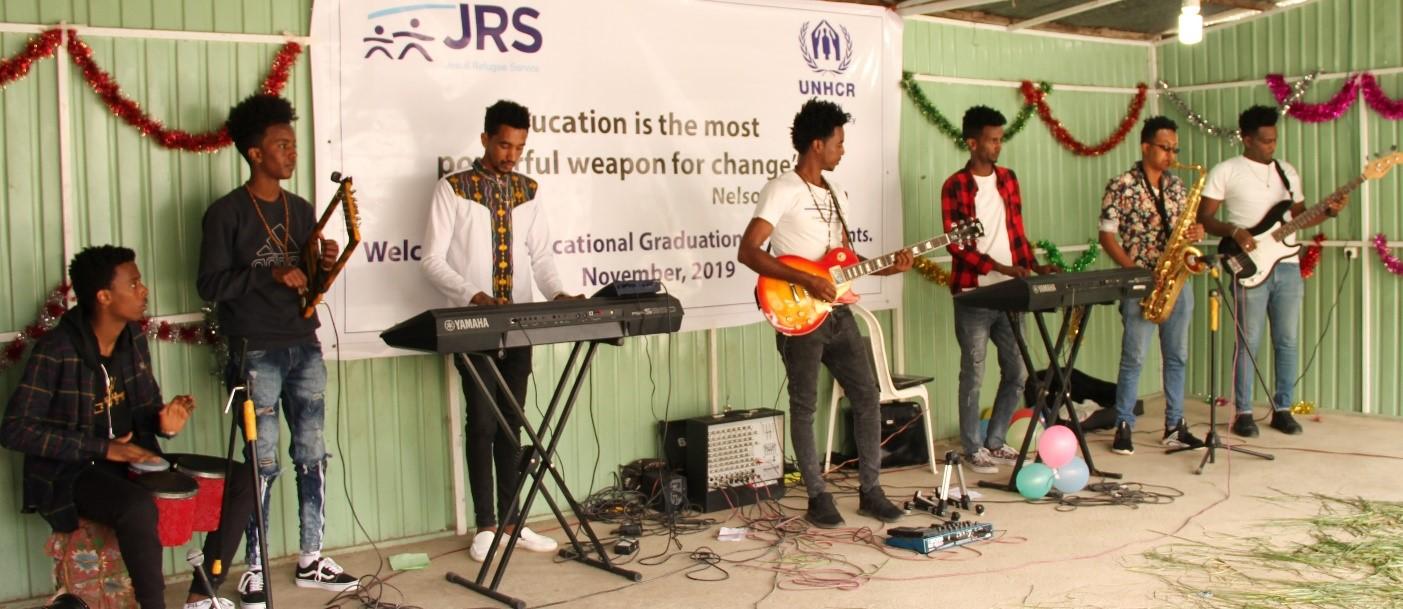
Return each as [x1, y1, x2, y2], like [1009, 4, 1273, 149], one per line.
[186, 548, 220, 599]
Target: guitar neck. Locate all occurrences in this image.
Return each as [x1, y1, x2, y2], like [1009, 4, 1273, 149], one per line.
[1270, 175, 1362, 239]
[837, 234, 952, 283]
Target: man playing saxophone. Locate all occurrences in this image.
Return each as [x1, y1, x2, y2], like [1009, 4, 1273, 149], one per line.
[1098, 116, 1207, 456]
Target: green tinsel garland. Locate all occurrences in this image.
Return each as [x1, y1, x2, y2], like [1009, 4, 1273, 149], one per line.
[1037, 239, 1100, 272]
[900, 72, 1049, 148]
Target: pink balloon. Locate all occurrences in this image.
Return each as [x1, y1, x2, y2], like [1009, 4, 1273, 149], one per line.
[1037, 425, 1078, 469]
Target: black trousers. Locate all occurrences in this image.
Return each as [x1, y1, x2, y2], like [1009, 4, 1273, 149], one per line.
[454, 347, 533, 529]
[74, 460, 256, 609]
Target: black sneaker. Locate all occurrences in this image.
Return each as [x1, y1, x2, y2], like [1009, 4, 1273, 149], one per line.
[805, 492, 845, 528]
[294, 556, 359, 592]
[1269, 409, 1303, 435]
[236, 569, 266, 609]
[1161, 420, 1206, 449]
[1231, 413, 1259, 438]
[857, 487, 905, 523]
[1111, 421, 1134, 455]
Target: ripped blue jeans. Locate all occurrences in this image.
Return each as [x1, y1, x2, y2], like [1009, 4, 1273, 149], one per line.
[227, 342, 329, 566]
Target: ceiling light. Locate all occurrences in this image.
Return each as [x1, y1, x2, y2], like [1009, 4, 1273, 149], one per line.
[1179, 0, 1204, 45]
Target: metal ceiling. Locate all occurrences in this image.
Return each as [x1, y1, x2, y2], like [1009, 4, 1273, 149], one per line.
[836, 0, 1314, 41]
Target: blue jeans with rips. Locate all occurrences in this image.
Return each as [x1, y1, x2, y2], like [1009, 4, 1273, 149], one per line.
[227, 342, 329, 566]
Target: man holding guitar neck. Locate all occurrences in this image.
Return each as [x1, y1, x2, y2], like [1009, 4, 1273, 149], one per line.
[1198, 105, 1345, 438]
[942, 106, 1057, 475]
[737, 99, 909, 528]
[198, 94, 360, 605]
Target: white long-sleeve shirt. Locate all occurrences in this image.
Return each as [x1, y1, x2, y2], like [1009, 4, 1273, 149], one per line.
[421, 165, 566, 306]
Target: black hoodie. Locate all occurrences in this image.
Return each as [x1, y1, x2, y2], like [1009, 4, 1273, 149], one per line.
[0, 308, 165, 531]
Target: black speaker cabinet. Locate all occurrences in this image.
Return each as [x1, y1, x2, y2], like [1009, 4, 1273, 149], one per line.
[846, 401, 929, 468]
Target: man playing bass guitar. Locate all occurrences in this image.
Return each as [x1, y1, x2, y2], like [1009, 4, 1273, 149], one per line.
[1197, 105, 1345, 438]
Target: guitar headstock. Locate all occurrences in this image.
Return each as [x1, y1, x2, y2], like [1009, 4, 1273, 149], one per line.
[331, 172, 362, 242]
[951, 219, 985, 246]
[1364, 149, 1403, 181]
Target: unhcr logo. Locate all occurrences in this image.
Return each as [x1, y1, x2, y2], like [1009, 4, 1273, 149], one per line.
[799, 20, 851, 75]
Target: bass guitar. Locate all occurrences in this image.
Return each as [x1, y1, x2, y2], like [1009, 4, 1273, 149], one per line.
[1220, 151, 1401, 288]
[758, 219, 983, 336]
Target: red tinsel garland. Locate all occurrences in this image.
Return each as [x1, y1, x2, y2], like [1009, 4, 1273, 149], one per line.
[0, 28, 64, 88]
[2, 282, 216, 374]
[1300, 233, 1325, 279]
[63, 30, 302, 153]
[1021, 80, 1148, 157]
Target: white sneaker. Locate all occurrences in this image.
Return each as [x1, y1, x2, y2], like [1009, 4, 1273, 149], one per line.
[986, 445, 1021, 466]
[966, 448, 999, 474]
[236, 569, 266, 609]
[183, 598, 235, 609]
[469, 530, 498, 562]
[517, 527, 559, 553]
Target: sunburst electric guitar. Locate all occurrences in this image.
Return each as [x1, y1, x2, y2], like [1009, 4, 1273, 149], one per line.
[757, 219, 984, 336]
[1219, 151, 1401, 288]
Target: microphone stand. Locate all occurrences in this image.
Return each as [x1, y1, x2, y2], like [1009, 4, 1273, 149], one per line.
[1167, 261, 1273, 470]
[215, 340, 276, 607]
[187, 548, 221, 601]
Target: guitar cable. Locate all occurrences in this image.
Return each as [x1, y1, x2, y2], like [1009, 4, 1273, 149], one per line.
[1291, 255, 1352, 391]
[321, 302, 424, 609]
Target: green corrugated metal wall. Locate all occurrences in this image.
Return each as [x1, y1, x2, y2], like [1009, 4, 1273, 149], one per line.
[1157, 0, 1403, 416]
[2, 0, 1400, 603]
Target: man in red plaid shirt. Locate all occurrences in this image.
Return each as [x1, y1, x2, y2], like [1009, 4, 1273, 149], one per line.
[940, 106, 1056, 475]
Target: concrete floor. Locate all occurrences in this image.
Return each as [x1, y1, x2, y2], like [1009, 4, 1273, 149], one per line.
[135, 399, 1402, 609]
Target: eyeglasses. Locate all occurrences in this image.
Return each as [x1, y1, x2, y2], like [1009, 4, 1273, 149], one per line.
[1150, 143, 1180, 154]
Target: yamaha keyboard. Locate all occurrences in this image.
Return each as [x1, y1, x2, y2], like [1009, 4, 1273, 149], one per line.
[381, 293, 683, 353]
[954, 268, 1152, 312]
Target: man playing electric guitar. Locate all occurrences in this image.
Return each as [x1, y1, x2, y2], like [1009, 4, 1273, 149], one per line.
[737, 99, 909, 529]
[1198, 105, 1345, 438]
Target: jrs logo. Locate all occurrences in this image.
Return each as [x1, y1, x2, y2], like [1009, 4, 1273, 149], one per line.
[363, 3, 543, 62]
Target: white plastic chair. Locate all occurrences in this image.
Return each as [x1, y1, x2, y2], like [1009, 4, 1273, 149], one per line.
[823, 304, 939, 478]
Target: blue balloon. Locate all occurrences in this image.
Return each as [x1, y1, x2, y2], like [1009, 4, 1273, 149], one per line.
[1052, 456, 1090, 494]
[1015, 462, 1054, 500]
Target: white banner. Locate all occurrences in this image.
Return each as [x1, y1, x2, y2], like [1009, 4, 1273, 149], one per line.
[310, 0, 903, 358]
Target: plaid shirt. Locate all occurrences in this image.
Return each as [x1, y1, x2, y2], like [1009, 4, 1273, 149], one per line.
[1, 309, 165, 532]
[940, 163, 1038, 294]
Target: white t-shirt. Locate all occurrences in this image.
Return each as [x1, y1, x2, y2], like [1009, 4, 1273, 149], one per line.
[1203, 155, 1305, 263]
[753, 171, 848, 260]
[972, 172, 1014, 287]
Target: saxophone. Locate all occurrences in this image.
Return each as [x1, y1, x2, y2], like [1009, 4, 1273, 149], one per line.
[1141, 162, 1209, 323]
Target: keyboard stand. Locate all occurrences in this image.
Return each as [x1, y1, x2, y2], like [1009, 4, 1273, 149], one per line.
[445, 341, 640, 609]
[978, 305, 1122, 495]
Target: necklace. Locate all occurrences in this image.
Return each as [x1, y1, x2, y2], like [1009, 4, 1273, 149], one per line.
[246, 185, 293, 265]
[802, 178, 839, 246]
[1249, 158, 1275, 189]
[98, 363, 115, 439]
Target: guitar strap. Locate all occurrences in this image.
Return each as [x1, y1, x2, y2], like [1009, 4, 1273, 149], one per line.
[822, 180, 855, 250]
[1271, 160, 1296, 202]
